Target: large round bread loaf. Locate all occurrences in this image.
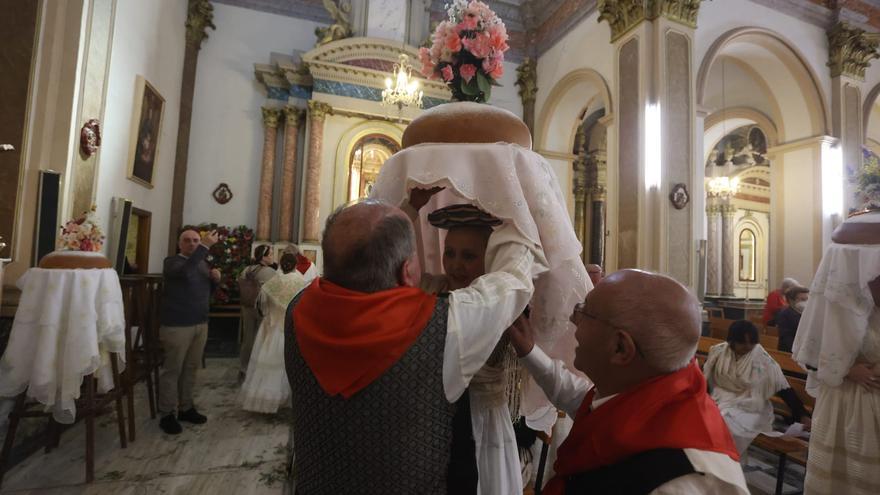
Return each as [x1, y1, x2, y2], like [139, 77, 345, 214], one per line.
[402, 101, 532, 149]
[39, 251, 113, 269]
[832, 209, 880, 245]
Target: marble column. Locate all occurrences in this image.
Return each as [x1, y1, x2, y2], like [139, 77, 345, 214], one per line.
[280, 106, 304, 242]
[515, 58, 538, 136]
[257, 107, 282, 241]
[600, 0, 701, 280]
[573, 155, 588, 258]
[721, 203, 737, 297]
[827, 21, 876, 214]
[168, 0, 216, 255]
[590, 188, 607, 266]
[303, 100, 332, 243]
[706, 204, 721, 296]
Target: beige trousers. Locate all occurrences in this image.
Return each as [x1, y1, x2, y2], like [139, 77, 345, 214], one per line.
[240, 307, 262, 374]
[158, 323, 208, 415]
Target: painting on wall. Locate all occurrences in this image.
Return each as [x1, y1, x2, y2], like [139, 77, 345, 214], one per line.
[127, 76, 164, 188]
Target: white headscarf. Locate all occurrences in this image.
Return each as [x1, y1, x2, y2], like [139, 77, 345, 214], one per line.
[793, 212, 880, 394]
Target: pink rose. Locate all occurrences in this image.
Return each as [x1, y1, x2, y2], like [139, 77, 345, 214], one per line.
[482, 56, 497, 74]
[462, 32, 492, 59]
[459, 14, 478, 31]
[460, 63, 477, 82]
[490, 62, 504, 80]
[446, 32, 462, 52]
[419, 47, 434, 77]
[441, 65, 454, 82]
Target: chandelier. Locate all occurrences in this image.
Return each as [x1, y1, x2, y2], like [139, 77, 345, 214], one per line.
[706, 176, 740, 198]
[382, 53, 423, 110]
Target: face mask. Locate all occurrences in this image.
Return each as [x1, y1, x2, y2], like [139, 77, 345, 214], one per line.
[794, 301, 806, 312]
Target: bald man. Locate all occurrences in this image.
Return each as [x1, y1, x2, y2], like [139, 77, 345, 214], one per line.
[158, 229, 221, 435]
[508, 269, 749, 495]
[586, 264, 603, 287]
[284, 198, 546, 494]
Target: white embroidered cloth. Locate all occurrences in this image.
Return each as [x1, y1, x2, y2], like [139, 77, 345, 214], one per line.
[793, 211, 880, 394]
[371, 142, 591, 426]
[0, 267, 126, 423]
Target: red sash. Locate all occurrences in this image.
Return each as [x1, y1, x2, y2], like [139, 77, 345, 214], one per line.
[543, 361, 739, 495]
[292, 279, 437, 398]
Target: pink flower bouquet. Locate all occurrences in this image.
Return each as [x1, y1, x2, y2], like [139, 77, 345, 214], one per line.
[419, 0, 509, 103]
[58, 206, 105, 252]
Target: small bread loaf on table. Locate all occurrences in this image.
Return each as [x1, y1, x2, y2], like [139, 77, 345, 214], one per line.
[402, 101, 532, 149]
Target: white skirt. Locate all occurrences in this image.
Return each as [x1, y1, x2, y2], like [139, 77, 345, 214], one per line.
[239, 318, 291, 414]
[805, 379, 880, 495]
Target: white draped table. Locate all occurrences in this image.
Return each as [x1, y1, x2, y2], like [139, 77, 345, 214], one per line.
[0, 267, 126, 424]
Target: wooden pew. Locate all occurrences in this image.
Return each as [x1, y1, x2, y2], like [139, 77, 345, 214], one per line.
[760, 334, 779, 351]
[697, 337, 805, 378]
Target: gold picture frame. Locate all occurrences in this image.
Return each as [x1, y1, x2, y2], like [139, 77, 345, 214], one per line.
[127, 76, 164, 188]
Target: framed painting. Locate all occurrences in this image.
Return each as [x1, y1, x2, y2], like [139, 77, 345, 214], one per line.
[127, 76, 164, 188]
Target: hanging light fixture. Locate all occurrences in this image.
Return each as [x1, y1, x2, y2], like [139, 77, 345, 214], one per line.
[382, 53, 423, 110]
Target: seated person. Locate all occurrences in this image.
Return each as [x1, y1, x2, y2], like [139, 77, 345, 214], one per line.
[763, 278, 799, 326]
[507, 269, 749, 494]
[775, 286, 808, 352]
[703, 320, 810, 455]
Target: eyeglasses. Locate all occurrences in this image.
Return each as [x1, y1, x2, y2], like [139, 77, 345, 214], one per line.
[570, 302, 646, 359]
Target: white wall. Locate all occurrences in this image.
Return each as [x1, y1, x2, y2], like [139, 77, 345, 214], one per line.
[95, 0, 187, 273]
[492, 60, 524, 118]
[185, 3, 320, 229]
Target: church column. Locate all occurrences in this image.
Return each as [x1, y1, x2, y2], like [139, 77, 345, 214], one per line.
[600, 0, 701, 284]
[720, 203, 736, 297]
[573, 154, 588, 259]
[705, 203, 721, 296]
[303, 100, 332, 243]
[515, 58, 538, 136]
[280, 106, 304, 242]
[257, 107, 281, 241]
[168, 0, 216, 255]
[827, 22, 877, 216]
[590, 152, 608, 266]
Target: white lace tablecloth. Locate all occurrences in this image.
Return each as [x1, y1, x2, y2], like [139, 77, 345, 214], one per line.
[0, 267, 126, 423]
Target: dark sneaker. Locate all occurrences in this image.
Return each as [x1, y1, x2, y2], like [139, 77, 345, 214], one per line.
[159, 414, 182, 434]
[177, 408, 207, 424]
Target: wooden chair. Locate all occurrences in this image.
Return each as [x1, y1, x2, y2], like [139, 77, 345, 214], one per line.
[0, 355, 127, 486]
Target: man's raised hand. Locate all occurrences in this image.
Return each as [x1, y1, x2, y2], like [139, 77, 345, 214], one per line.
[506, 314, 535, 358]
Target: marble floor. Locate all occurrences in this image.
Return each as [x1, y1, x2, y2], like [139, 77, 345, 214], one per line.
[0, 358, 291, 494]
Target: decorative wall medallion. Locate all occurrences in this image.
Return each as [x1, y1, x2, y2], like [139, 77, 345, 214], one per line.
[213, 183, 233, 204]
[79, 119, 102, 158]
[670, 183, 690, 210]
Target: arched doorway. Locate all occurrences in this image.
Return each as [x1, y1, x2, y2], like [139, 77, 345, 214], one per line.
[346, 134, 400, 202]
[697, 27, 829, 295]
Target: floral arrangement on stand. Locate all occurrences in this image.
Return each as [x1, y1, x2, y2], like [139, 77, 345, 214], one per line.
[855, 147, 880, 213]
[419, 0, 509, 103]
[58, 206, 105, 252]
[191, 223, 255, 304]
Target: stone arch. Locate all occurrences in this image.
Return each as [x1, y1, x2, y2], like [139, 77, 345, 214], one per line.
[697, 27, 829, 141]
[535, 68, 613, 154]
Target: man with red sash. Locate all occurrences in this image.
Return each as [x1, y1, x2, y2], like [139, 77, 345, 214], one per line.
[285, 198, 545, 494]
[508, 269, 749, 494]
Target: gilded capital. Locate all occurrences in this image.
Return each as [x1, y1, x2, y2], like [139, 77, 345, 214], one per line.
[573, 158, 588, 199]
[261, 107, 282, 128]
[649, 0, 702, 28]
[599, 0, 703, 41]
[283, 106, 305, 126]
[720, 203, 737, 216]
[828, 22, 880, 80]
[308, 100, 333, 121]
[186, 0, 216, 49]
[598, 0, 647, 42]
[515, 58, 538, 104]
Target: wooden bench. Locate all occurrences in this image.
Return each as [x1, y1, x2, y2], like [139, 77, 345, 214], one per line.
[760, 334, 779, 351]
[698, 337, 805, 378]
[751, 434, 809, 495]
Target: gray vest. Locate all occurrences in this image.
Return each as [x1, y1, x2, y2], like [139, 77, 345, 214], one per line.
[286, 294, 459, 495]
